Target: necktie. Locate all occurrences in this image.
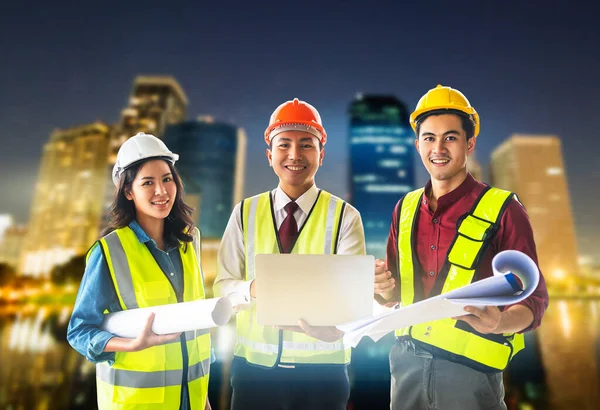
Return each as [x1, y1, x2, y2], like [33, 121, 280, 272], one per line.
[279, 201, 299, 253]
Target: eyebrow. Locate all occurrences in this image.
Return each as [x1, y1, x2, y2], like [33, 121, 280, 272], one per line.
[421, 130, 461, 137]
[140, 173, 172, 180]
[276, 137, 315, 143]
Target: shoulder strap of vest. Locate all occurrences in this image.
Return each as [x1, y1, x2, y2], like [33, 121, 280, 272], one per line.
[397, 188, 425, 305]
[428, 186, 514, 297]
[191, 226, 204, 283]
[100, 228, 140, 310]
[333, 201, 347, 255]
[240, 192, 271, 234]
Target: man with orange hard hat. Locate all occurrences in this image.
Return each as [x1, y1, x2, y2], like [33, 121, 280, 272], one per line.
[214, 98, 366, 409]
[373, 85, 549, 409]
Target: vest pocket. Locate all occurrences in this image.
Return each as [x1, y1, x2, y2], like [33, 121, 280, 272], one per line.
[111, 347, 167, 404]
[139, 280, 172, 306]
[113, 384, 166, 404]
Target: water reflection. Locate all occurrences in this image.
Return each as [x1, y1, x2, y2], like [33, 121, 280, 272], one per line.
[0, 299, 599, 409]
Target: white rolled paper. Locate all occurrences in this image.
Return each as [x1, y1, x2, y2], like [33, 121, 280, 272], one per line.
[101, 297, 233, 338]
[339, 250, 541, 347]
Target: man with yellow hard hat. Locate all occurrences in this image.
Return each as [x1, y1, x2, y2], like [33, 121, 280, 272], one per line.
[214, 98, 366, 409]
[373, 85, 549, 409]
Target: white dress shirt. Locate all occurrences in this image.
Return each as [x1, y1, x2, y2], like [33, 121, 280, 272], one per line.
[214, 184, 366, 309]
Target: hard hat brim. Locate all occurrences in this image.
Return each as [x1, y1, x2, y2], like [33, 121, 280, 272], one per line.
[410, 106, 480, 138]
[112, 154, 178, 187]
[264, 121, 327, 145]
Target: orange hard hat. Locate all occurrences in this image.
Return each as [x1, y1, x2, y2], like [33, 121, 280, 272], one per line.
[264, 98, 327, 145]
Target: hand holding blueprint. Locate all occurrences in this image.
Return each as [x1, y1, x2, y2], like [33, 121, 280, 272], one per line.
[101, 297, 233, 338]
[338, 250, 540, 347]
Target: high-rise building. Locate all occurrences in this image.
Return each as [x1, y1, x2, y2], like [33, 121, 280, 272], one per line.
[102, 76, 189, 227]
[20, 122, 111, 277]
[348, 95, 414, 258]
[490, 135, 579, 287]
[0, 214, 12, 242]
[164, 116, 246, 239]
[0, 224, 27, 270]
[110, 76, 188, 158]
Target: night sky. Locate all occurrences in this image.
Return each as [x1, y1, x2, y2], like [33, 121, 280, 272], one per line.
[1, 1, 598, 262]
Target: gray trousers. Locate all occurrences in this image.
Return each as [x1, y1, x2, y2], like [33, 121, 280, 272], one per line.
[390, 340, 507, 410]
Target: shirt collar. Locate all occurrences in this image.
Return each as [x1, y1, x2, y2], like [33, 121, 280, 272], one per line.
[423, 173, 478, 211]
[274, 184, 319, 215]
[128, 220, 151, 243]
[128, 219, 179, 251]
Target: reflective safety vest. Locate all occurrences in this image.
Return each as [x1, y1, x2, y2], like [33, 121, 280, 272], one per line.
[235, 190, 351, 367]
[94, 226, 210, 410]
[395, 186, 525, 372]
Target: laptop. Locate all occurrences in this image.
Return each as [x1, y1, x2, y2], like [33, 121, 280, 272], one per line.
[255, 253, 375, 326]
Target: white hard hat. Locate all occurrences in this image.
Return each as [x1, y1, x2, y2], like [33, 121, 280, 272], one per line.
[112, 132, 179, 186]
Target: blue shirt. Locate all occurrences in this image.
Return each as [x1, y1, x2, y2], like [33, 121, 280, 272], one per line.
[67, 220, 210, 410]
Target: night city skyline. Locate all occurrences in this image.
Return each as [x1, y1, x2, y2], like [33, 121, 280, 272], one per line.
[1, 1, 598, 264]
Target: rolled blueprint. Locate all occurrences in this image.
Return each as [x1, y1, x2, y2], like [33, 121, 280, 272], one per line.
[339, 250, 540, 347]
[101, 297, 233, 338]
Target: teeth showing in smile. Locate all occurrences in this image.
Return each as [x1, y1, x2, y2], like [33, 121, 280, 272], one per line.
[431, 159, 449, 164]
[286, 166, 305, 171]
[152, 200, 169, 205]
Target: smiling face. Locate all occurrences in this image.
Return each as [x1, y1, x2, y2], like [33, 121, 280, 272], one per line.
[266, 130, 325, 199]
[415, 113, 476, 185]
[125, 159, 177, 221]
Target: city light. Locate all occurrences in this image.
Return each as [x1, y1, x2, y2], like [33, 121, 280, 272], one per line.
[553, 268, 566, 280]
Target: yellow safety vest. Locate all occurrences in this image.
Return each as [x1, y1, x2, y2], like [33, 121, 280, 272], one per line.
[94, 226, 210, 410]
[235, 190, 351, 367]
[395, 186, 525, 372]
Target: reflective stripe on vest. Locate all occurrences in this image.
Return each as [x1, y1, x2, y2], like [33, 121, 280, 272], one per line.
[95, 226, 210, 409]
[236, 190, 351, 367]
[395, 186, 525, 371]
[97, 357, 210, 388]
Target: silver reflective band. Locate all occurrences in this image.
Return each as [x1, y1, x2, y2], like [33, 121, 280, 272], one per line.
[237, 336, 279, 354]
[188, 358, 210, 382]
[97, 357, 210, 388]
[104, 232, 139, 309]
[246, 196, 259, 280]
[324, 196, 339, 254]
[237, 336, 345, 354]
[97, 364, 182, 388]
[282, 340, 345, 351]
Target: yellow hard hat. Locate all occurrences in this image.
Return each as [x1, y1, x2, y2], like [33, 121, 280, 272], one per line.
[409, 84, 480, 138]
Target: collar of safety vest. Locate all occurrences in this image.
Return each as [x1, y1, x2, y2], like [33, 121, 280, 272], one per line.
[274, 184, 319, 215]
[423, 173, 480, 212]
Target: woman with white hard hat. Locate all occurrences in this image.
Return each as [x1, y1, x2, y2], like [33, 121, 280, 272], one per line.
[68, 132, 212, 410]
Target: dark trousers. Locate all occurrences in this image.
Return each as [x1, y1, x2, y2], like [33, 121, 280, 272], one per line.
[230, 356, 350, 410]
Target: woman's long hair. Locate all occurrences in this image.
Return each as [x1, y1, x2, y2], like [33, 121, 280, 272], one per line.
[102, 158, 195, 247]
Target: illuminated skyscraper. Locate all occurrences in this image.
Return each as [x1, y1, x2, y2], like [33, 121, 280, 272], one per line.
[102, 76, 189, 226]
[20, 122, 111, 277]
[348, 95, 414, 258]
[490, 135, 579, 286]
[110, 76, 188, 161]
[164, 116, 246, 239]
[0, 225, 27, 270]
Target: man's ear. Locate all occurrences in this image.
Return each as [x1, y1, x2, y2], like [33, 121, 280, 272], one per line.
[319, 147, 325, 166]
[467, 136, 477, 155]
[414, 138, 420, 154]
[266, 148, 272, 167]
